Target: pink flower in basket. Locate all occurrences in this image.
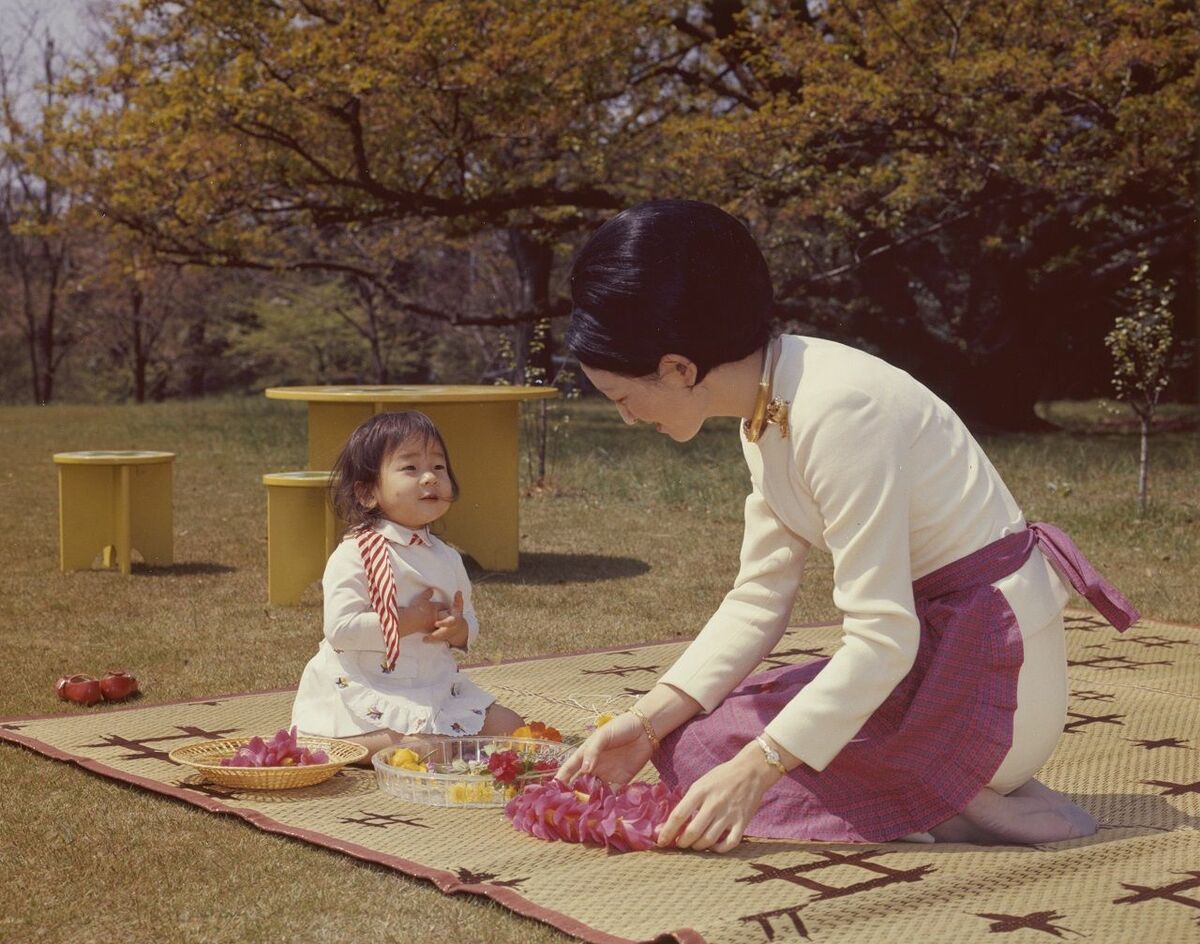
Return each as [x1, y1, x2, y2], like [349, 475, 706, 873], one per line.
[220, 727, 329, 768]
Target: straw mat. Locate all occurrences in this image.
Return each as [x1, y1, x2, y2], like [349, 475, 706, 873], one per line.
[3, 610, 1199, 944]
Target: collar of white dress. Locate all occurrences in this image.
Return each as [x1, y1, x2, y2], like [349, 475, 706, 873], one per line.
[371, 519, 431, 547]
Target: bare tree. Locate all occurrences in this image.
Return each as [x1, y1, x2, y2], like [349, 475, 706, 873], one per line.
[0, 27, 79, 403]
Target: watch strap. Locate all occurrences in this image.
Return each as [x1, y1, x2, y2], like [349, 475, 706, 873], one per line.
[754, 735, 787, 774]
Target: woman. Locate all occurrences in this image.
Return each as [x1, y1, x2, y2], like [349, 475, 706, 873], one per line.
[554, 199, 1137, 852]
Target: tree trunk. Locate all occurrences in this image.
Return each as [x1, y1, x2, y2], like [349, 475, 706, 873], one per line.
[36, 317, 54, 405]
[25, 243, 67, 405]
[1138, 414, 1150, 518]
[131, 282, 147, 403]
[506, 227, 554, 384]
[21, 269, 44, 404]
[26, 317, 39, 404]
[352, 276, 390, 383]
[506, 227, 556, 486]
[183, 318, 209, 397]
[367, 298, 389, 384]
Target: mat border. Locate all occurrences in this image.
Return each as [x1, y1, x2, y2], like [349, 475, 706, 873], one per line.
[1, 626, 795, 944]
[2, 609, 1190, 944]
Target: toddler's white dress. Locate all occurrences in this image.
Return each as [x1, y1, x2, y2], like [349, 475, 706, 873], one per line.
[291, 519, 495, 737]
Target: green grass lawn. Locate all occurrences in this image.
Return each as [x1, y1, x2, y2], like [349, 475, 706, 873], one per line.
[1, 396, 1196, 943]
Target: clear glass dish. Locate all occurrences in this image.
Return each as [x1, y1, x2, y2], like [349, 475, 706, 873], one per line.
[372, 735, 573, 808]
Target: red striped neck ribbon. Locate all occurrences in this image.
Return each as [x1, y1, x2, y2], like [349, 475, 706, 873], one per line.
[355, 523, 425, 672]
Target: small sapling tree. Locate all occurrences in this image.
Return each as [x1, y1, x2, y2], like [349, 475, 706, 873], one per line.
[1104, 256, 1175, 517]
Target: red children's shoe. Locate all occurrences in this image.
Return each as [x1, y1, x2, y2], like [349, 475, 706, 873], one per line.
[56, 674, 103, 706]
[99, 670, 139, 702]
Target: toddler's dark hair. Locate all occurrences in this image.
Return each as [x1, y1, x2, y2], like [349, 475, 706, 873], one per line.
[329, 411, 459, 528]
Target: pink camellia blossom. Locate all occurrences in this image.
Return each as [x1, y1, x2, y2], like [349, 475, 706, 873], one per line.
[220, 726, 330, 767]
[222, 735, 269, 767]
[505, 776, 682, 852]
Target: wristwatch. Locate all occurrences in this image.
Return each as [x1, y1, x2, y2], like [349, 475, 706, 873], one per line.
[754, 735, 788, 775]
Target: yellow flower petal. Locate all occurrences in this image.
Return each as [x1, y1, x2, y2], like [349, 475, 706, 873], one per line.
[388, 748, 423, 769]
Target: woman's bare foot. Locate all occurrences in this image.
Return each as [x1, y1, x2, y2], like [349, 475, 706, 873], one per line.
[929, 778, 1098, 844]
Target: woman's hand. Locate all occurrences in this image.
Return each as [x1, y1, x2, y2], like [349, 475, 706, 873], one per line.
[656, 742, 784, 854]
[555, 712, 653, 785]
[425, 590, 469, 648]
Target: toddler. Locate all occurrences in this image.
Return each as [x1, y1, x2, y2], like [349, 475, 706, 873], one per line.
[291, 411, 523, 757]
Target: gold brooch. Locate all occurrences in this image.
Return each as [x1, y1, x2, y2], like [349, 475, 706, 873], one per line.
[765, 397, 789, 436]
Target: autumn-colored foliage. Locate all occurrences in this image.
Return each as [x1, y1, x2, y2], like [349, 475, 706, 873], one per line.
[2, 2, 1193, 420]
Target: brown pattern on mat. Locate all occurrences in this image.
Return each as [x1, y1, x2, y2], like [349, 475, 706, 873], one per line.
[1066, 652, 1174, 671]
[176, 779, 245, 800]
[739, 904, 810, 941]
[1070, 689, 1115, 702]
[759, 647, 829, 669]
[1126, 738, 1191, 751]
[580, 663, 663, 678]
[1116, 634, 1192, 650]
[734, 850, 936, 900]
[454, 867, 529, 889]
[79, 725, 239, 762]
[2, 609, 1199, 944]
[972, 910, 1080, 937]
[1113, 870, 1200, 916]
[338, 809, 433, 829]
[1062, 711, 1126, 734]
[1140, 779, 1200, 796]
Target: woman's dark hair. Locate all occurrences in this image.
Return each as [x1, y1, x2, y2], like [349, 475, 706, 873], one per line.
[330, 411, 459, 528]
[566, 199, 773, 382]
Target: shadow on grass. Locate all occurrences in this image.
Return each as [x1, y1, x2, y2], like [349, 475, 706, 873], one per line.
[134, 561, 238, 577]
[467, 552, 650, 584]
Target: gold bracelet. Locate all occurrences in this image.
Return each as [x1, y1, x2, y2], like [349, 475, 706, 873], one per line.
[629, 705, 661, 752]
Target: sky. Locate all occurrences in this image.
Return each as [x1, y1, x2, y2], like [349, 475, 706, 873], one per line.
[1, 0, 96, 66]
[0, 0, 100, 112]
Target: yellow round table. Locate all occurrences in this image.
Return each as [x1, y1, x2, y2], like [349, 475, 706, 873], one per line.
[264, 385, 559, 571]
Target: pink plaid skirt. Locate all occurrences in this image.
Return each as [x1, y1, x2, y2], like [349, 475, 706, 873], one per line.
[652, 522, 1139, 842]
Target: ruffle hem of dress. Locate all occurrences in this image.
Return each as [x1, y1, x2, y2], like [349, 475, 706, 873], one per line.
[336, 671, 496, 737]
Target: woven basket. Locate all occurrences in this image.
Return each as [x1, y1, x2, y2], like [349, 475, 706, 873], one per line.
[169, 736, 368, 790]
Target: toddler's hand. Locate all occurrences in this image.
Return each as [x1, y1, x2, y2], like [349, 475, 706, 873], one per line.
[396, 587, 439, 637]
[425, 590, 469, 649]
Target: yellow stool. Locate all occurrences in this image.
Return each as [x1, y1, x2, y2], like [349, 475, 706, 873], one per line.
[54, 450, 175, 575]
[263, 471, 343, 605]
